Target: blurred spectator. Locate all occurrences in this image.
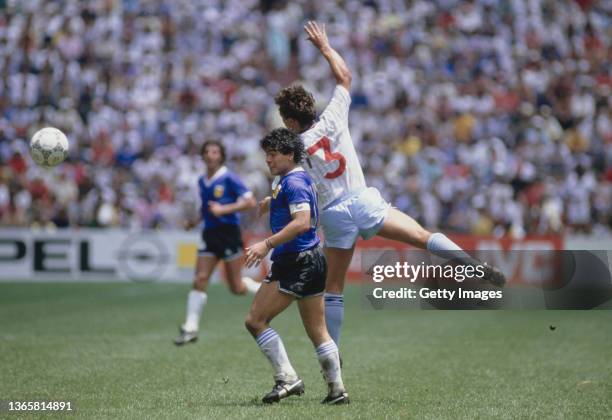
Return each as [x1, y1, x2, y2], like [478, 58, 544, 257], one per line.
[0, 0, 609, 237]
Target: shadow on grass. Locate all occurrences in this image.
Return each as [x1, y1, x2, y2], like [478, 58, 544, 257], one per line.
[208, 395, 324, 408]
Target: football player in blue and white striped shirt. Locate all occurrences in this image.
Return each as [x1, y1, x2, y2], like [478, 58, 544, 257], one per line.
[244, 128, 348, 405]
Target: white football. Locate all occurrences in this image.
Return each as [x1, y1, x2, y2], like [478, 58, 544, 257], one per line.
[30, 127, 69, 167]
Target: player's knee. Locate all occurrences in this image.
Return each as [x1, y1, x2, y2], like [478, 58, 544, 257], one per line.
[244, 312, 266, 336]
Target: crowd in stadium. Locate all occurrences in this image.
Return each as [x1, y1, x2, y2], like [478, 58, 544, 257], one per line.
[0, 0, 610, 237]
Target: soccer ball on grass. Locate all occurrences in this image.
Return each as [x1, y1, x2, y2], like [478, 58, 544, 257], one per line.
[30, 127, 69, 167]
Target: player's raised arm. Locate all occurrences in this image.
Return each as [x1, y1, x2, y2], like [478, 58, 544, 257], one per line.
[304, 21, 351, 90]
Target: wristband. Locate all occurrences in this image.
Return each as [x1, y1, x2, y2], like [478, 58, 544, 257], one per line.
[265, 238, 274, 249]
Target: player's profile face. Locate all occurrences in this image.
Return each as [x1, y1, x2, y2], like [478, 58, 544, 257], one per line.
[265, 150, 293, 176]
[203, 145, 223, 169]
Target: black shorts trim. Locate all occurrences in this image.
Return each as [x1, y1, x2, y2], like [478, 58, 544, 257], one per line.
[198, 224, 244, 260]
[264, 246, 327, 299]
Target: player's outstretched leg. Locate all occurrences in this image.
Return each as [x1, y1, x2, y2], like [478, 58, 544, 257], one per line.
[175, 255, 218, 346]
[298, 293, 349, 405]
[245, 282, 303, 404]
[377, 208, 506, 286]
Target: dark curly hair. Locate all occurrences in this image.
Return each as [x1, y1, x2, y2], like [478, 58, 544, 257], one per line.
[260, 128, 305, 163]
[201, 140, 226, 163]
[274, 85, 316, 128]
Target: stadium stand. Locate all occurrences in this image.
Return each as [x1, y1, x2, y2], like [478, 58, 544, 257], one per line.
[0, 0, 609, 237]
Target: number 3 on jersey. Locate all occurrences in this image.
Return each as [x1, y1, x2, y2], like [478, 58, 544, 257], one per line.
[306, 137, 346, 179]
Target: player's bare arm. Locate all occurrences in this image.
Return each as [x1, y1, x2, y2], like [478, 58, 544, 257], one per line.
[257, 196, 272, 217]
[245, 210, 310, 268]
[209, 196, 256, 217]
[304, 21, 351, 90]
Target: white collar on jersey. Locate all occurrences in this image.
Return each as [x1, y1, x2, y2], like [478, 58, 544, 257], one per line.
[286, 166, 305, 174]
[204, 165, 228, 185]
[271, 166, 304, 189]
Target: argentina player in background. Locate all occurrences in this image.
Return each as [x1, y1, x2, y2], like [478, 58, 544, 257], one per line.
[174, 140, 261, 346]
[275, 21, 505, 347]
[244, 128, 348, 405]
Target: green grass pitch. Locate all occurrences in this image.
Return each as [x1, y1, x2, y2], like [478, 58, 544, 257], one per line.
[1, 282, 611, 419]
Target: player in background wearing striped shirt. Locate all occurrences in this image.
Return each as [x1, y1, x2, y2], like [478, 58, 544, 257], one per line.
[174, 140, 261, 346]
[274, 21, 505, 346]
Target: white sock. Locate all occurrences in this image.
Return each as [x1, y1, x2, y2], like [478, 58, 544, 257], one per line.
[324, 293, 344, 346]
[255, 328, 298, 382]
[426, 232, 479, 265]
[316, 340, 344, 394]
[242, 276, 261, 294]
[183, 290, 207, 332]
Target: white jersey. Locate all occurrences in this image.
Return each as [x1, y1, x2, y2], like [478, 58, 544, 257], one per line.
[300, 85, 366, 209]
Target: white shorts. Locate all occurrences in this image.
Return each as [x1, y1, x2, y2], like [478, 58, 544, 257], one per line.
[320, 187, 390, 249]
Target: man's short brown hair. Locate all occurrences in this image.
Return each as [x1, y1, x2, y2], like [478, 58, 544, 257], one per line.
[274, 85, 316, 127]
[201, 140, 226, 163]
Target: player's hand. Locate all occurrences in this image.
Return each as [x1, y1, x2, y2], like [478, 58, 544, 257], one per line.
[258, 197, 271, 218]
[245, 241, 270, 268]
[304, 21, 329, 51]
[209, 201, 225, 217]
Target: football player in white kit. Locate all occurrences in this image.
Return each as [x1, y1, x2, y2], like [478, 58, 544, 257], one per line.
[275, 21, 505, 346]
